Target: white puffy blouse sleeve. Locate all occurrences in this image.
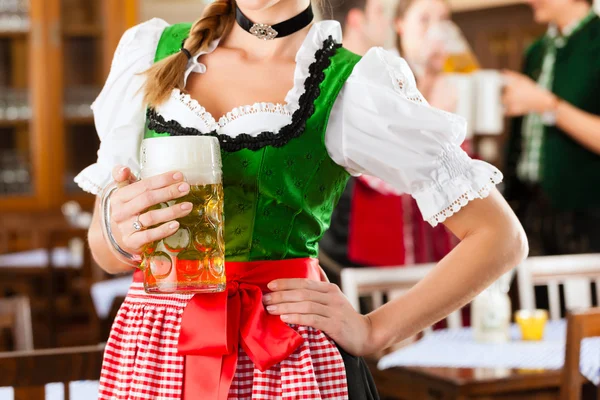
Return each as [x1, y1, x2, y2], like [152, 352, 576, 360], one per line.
[74, 18, 169, 195]
[325, 47, 502, 227]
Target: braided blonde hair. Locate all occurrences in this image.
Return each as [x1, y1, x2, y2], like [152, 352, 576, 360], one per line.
[144, 0, 235, 106]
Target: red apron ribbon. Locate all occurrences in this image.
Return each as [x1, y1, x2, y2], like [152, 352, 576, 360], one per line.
[134, 258, 321, 400]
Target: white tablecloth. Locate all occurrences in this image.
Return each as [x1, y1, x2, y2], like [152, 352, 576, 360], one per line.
[378, 320, 600, 385]
[0, 248, 81, 268]
[90, 276, 133, 319]
[0, 381, 99, 400]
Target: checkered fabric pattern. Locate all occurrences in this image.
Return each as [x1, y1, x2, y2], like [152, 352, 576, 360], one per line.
[518, 11, 597, 182]
[98, 282, 349, 400]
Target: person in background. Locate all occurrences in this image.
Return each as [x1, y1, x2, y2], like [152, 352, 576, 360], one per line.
[394, 0, 457, 116]
[503, 0, 600, 255]
[319, 0, 392, 55]
[317, 0, 394, 275]
[321, 0, 469, 271]
[348, 0, 463, 269]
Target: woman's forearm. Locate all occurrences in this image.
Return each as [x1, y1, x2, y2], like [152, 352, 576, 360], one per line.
[89, 198, 137, 275]
[554, 99, 600, 155]
[366, 191, 528, 350]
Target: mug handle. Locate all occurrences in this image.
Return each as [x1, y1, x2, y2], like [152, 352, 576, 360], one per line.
[100, 181, 142, 266]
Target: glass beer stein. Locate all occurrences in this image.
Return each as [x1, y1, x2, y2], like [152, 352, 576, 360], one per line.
[102, 136, 225, 294]
[426, 20, 480, 74]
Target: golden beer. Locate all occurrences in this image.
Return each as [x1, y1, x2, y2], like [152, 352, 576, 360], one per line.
[428, 21, 480, 74]
[142, 184, 225, 293]
[139, 135, 225, 294]
[443, 52, 480, 74]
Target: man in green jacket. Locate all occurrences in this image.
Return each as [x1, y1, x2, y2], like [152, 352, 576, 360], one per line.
[503, 0, 600, 255]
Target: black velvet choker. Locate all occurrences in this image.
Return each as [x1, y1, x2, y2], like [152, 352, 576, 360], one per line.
[235, 3, 313, 40]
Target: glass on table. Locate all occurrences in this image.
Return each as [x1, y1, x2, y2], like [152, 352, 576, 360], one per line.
[515, 309, 548, 341]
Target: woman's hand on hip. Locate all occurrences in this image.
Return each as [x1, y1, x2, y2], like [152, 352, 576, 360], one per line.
[108, 165, 193, 254]
[263, 278, 377, 356]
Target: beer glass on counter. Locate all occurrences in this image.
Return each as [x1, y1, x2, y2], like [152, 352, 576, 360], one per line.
[101, 136, 225, 294]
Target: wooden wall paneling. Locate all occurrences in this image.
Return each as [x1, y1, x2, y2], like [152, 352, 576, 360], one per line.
[102, 0, 139, 78]
[44, 0, 65, 209]
[453, 4, 545, 71]
[449, 0, 523, 12]
[27, 0, 54, 210]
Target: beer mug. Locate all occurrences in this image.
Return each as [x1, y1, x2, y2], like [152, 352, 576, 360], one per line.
[426, 20, 480, 74]
[101, 136, 225, 294]
[474, 70, 506, 135]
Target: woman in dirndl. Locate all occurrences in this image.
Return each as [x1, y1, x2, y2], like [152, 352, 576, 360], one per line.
[77, 0, 528, 397]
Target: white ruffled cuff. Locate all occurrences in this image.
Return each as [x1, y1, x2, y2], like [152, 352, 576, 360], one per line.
[74, 164, 113, 196]
[413, 158, 503, 227]
[74, 158, 140, 196]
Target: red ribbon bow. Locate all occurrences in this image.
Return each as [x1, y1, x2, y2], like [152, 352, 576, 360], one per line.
[176, 258, 321, 399]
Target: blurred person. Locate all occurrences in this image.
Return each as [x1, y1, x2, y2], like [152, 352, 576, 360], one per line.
[319, 0, 393, 54]
[503, 0, 600, 255]
[345, 0, 469, 269]
[394, 0, 457, 114]
[317, 0, 395, 271]
[76, 0, 527, 397]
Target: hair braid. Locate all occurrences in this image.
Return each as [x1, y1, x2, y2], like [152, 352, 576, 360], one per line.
[143, 0, 235, 106]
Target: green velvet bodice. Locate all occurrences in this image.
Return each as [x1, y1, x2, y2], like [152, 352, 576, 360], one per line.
[144, 23, 361, 261]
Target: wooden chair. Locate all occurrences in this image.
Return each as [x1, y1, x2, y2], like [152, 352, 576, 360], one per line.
[0, 212, 65, 254]
[0, 296, 34, 351]
[517, 254, 600, 320]
[318, 250, 345, 287]
[340, 263, 465, 334]
[560, 307, 600, 400]
[45, 227, 102, 347]
[0, 344, 104, 400]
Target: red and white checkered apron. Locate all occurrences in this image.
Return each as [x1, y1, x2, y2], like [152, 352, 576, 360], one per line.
[98, 271, 349, 399]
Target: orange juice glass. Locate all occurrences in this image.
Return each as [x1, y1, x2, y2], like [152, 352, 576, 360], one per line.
[515, 309, 548, 341]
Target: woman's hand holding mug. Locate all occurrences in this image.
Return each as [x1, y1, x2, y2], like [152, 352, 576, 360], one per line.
[108, 165, 193, 256]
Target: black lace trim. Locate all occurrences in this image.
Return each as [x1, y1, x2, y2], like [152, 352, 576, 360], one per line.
[147, 36, 341, 152]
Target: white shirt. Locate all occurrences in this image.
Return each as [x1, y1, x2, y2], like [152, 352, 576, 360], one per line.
[75, 19, 501, 227]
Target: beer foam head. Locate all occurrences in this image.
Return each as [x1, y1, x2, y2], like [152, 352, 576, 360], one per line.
[140, 136, 222, 185]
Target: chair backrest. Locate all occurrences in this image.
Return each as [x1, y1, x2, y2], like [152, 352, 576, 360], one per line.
[46, 227, 103, 347]
[0, 344, 104, 400]
[517, 254, 600, 321]
[340, 264, 464, 333]
[0, 296, 34, 351]
[560, 307, 600, 400]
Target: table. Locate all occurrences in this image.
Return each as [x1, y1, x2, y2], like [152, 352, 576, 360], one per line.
[372, 321, 600, 399]
[0, 248, 132, 319]
[369, 360, 562, 400]
[90, 276, 132, 319]
[0, 382, 99, 400]
[0, 248, 81, 269]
